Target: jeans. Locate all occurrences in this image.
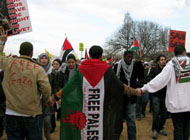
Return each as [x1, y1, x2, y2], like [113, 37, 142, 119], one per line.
[152, 96, 167, 131]
[149, 94, 153, 112]
[43, 115, 51, 128]
[171, 112, 190, 140]
[124, 99, 136, 140]
[5, 114, 43, 140]
[136, 92, 149, 118]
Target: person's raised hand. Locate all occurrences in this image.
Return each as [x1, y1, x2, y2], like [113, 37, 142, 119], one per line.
[0, 26, 8, 42]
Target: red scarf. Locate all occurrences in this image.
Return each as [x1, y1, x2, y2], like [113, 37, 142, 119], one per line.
[79, 59, 110, 87]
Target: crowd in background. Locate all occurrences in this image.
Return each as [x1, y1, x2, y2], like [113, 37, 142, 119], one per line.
[1, 25, 190, 140]
[0, 42, 169, 140]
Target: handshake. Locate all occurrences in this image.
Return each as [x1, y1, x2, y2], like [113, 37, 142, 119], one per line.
[136, 88, 143, 96]
[124, 84, 143, 96]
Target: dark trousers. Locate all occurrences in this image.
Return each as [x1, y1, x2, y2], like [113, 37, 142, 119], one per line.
[5, 114, 43, 140]
[51, 113, 56, 130]
[0, 116, 4, 137]
[56, 108, 61, 120]
[171, 112, 190, 140]
[152, 96, 167, 131]
[149, 94, 153, 112]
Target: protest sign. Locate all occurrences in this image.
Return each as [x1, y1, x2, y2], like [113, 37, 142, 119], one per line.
[0, 0, 32, 35]
[168, 30, 186, 52]
[185, 32, 190, 52]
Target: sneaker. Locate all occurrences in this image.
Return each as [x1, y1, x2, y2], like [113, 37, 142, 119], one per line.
[152, 130, 158, 139]
[159, 129, 167, 136]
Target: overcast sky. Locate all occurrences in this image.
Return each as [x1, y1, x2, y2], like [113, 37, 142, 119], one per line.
[4, 0, 190, 58]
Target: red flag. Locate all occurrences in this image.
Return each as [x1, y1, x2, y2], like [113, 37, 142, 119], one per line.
[129, 40, 140, 51]
[108, 56, 113, 63]
[133, 40, 140, 48]
[60, 38, 73, 62]
[85, 48, 89, 59]
[62, 38, 73, 51]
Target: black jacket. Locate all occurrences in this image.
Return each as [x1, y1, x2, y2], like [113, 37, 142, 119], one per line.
[148, 65, 166, 98]
[57, 64, 79, 90]
[48, 70, 60, 95]
[114, 61, 144, 103]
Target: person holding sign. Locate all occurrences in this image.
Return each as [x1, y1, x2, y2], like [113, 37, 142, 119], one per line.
[0, 27, 53, 140]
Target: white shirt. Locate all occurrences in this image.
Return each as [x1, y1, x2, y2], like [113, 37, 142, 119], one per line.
[141, 58, 190, 113]
[6, 108, 30, 117]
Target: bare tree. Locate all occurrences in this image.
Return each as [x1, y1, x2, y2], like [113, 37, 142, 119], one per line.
[104, 13, 170, 60]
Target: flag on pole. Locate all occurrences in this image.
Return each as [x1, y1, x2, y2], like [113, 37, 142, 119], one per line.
[45, 49, 59, 63]
[85, 48, 89, 59]
[139, 49, 142, 57]
[45, 49, 53, 63]
[107, 56, 113, 63]
[129, 40, 140, 51]
[60, 38, 78, 62]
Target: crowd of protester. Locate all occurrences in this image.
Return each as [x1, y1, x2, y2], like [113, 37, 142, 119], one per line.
[1, 25, 190, 140]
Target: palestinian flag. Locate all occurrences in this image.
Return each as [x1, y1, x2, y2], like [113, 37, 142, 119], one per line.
[107, 56, 113, 63]
[60, 38, 78, 62]
[174, 57, 190, 83]
[60, 59, 110, 140]
[129, 40, 140, 51]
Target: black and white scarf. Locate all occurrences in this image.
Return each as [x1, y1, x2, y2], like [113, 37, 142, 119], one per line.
[116, 59, 135, 86]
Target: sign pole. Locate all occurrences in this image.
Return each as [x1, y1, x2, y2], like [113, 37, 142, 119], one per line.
[79, 43, 84, 59]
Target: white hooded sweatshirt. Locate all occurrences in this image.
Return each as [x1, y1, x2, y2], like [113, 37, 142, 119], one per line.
[141, 56, 190, 113]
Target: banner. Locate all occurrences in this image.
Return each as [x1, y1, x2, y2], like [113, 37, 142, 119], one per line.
[168, 30, 186, 52]
[185, 32, 190, 52]
[0, 0, 32, 35]
[60, 59, 110, 140]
